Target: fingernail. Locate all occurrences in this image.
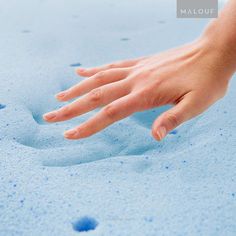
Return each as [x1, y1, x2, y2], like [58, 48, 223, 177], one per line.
[43, 112, 57, 120]
[157, 126, 166, 140]
[64, 129, 77, 138]
[56, 91, 66, 98]
[77, 68, 85, 73]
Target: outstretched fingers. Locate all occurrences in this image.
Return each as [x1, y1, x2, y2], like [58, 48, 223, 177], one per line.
[76, 57, 145, 77]
[64, 93, 142, 139]
[56, 68, 129, 102]
[43, 81, 130, 123]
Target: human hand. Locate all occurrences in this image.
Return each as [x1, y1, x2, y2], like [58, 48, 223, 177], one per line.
[43, 38, 234, 141]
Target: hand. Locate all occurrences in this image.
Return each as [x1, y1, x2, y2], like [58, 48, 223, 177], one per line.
[43, 38, 233, 141]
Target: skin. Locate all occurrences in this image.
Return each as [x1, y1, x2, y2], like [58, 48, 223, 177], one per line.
[43, 0, 236, 141]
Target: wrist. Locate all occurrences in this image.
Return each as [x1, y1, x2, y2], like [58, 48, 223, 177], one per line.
[188, 32, 234, 87]
[200, 22, 236, 75]
[200, 9, 236, 73]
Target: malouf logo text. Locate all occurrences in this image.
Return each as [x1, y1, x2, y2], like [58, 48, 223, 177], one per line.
[177, 0, 218, 18]
[180, 8, 215, 16]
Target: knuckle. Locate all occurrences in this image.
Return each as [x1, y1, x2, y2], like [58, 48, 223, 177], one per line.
[88, 88, 103, 103]
[75, 126, 85, 135]
[135, 71, 147, 79]
[59, 106, 72, 117]
[145, 67, 156, 74]
[108, 63, 117, 69]
[137, 89, 157, 108]
[93, 71, 107, 84]
[103, 105, 117, 120]
[149, 97, 160, 108]
[140, 90, 152, 107]
[96, 71, 106, 78]
[164, 112, 179, 127]
[138, 67, 155, 77]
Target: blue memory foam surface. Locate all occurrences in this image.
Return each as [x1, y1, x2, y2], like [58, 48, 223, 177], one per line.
[0, 0, 235, 235]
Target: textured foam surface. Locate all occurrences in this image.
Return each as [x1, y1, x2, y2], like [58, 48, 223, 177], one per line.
[0, 0, 235, 235]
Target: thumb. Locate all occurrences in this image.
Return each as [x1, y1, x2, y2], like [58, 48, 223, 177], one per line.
[152, 94, 201, 141]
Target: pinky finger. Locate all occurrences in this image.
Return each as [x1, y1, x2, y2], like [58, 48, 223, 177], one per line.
[76, 57, 146, 77]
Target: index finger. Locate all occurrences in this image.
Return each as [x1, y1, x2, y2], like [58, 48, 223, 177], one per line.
[64, 93, 142, 139]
